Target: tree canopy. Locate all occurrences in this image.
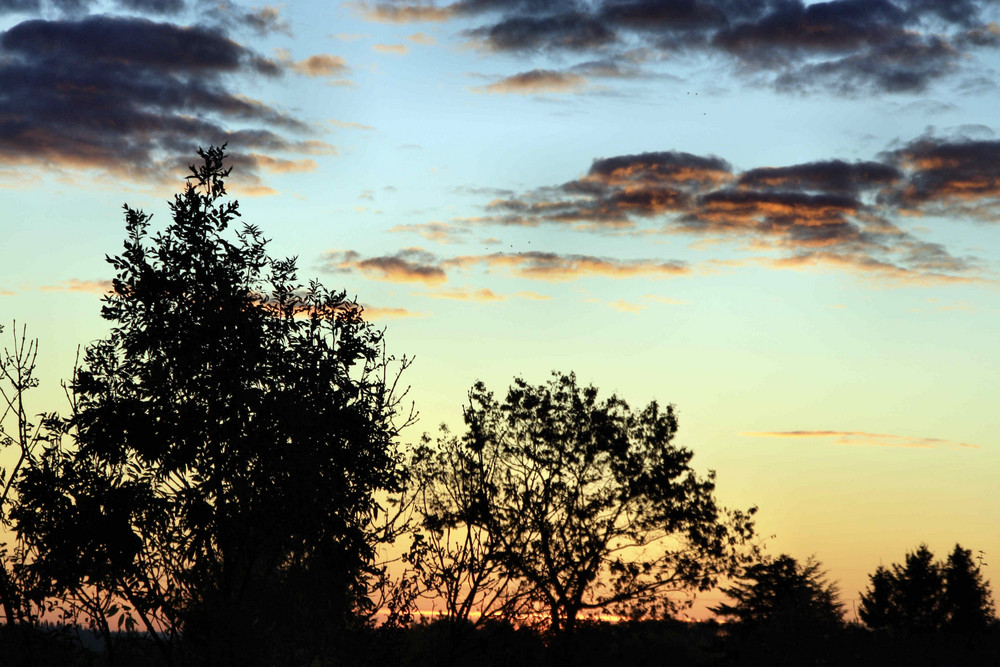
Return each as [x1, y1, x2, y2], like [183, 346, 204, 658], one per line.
[409, 372, 757, 636]
[859, 543, 995, 635]
[12, 147, 413, 664]
[711, 554, 843, 630]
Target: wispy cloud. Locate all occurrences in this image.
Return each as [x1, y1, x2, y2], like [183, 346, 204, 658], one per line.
[373, 42, 408, 55]
[419, 287, 550, 302]
[321, 247, 689, 285]
[357, 304, 425, 319]
[388, 222, 470, 244]
[473, 69, 588, 95]
[608, 299, 645, 314]
[443, 251, 690, 281]
[38, 279, 114, 293]
[742, 430, 981, 450]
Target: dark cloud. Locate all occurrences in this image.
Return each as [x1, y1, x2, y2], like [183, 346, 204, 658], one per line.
[884, 136, 1000, 217]
[321, 247, 689, 284]
[1, 16, 273, 73]
[443, 251, 690, 281]
[737, 160, 901, 194]
[0, 14, 330, 191]
[465, 12, 617, 52]
[117, 0, 185, 14]
[1, 0, 186, 14]
[324, 248, 448, 285]
[0, 0, 41, 12]
[455, 142, 992, 283]
[361, 0, 999, 94]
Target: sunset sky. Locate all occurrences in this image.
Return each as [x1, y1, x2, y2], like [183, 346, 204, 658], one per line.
[3, 0, 1000, 617]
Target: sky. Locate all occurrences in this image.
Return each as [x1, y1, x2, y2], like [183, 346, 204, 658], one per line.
[2, 0, 1000, 619]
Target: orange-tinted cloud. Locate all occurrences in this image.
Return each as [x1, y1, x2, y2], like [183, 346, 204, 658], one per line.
[742, 430, 980, 450]
[288, 53, 349, 77]
[324, 248, 447, 285]
[248, 154, 319, 173]
[328, 119, 375, 131]
[39, 279, 114, 293]
[458, 144, 981, 284]
[420, 287, 550, 302]
[389, 222, 470, 244]
[355, 2, 454, 23]
[474, 69, 587, 95]
[886, 137, 1000, 219]
[608, 299, 646, 314]
[373, 43, 409, 55]
[358, 304, 425, 319]
[423, 287, 505, 302]
[408, 32, 436, 45]
[643, 294, 688, 305]
[443, 251, 689, 281]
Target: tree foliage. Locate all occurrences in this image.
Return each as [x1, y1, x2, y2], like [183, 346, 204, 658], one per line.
[711, 554, 844, 630]
[859, 543, 995, 634]
[12, 147, 413, 664]
[410, 372, 757, 636]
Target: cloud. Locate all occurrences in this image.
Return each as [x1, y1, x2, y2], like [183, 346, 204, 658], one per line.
[0, 14, 326, 190]
[277, 51, 350, 78]
[328, 119, 375, 131]
[465, 11, 617, 52]
[354, 2, 453, 23]
[38, 279, 113, 293]
[473, 69, 588, 95]
[360, 0, 1000, 95]
[373, 42, 409, 54]
[245, 154, 318, 174]
[737, 160, 901, 195]
[420, 287, 550, 302]
[323, 248, 448, 285]
[408, 31, 436, 45]
[320, 247, 688, 286]
[457, 139, 986, 284]
[885, 136, 1000, 218]
[357, 304, 424, 319]
[389, 222, 470, 244]
[423, 287, 505, 302]
[742, 430, 980, 450]
[608, 299, 645, 314]
[443, 251, 689, 281]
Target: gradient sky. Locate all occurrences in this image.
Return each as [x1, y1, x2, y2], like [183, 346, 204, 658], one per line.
[2, 0, 1000, 619]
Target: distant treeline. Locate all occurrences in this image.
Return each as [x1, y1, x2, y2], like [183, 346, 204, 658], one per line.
[3, 616, 1000, 667]
[0, 149, 993, 666]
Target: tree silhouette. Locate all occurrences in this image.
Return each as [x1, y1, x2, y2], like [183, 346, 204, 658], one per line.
[711, 554, 843, 630]
[943, 545, 995, 634]
[406, 427, 532, 627]
[416, 372, 757, 637]
[12, 147, 413, 664]
[0, 322, 44, 627]
[711, 554, 843, 665]
[859, 543, 994, 635]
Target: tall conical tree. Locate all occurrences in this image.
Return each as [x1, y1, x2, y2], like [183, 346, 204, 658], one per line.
[943, 544, 995, 633]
